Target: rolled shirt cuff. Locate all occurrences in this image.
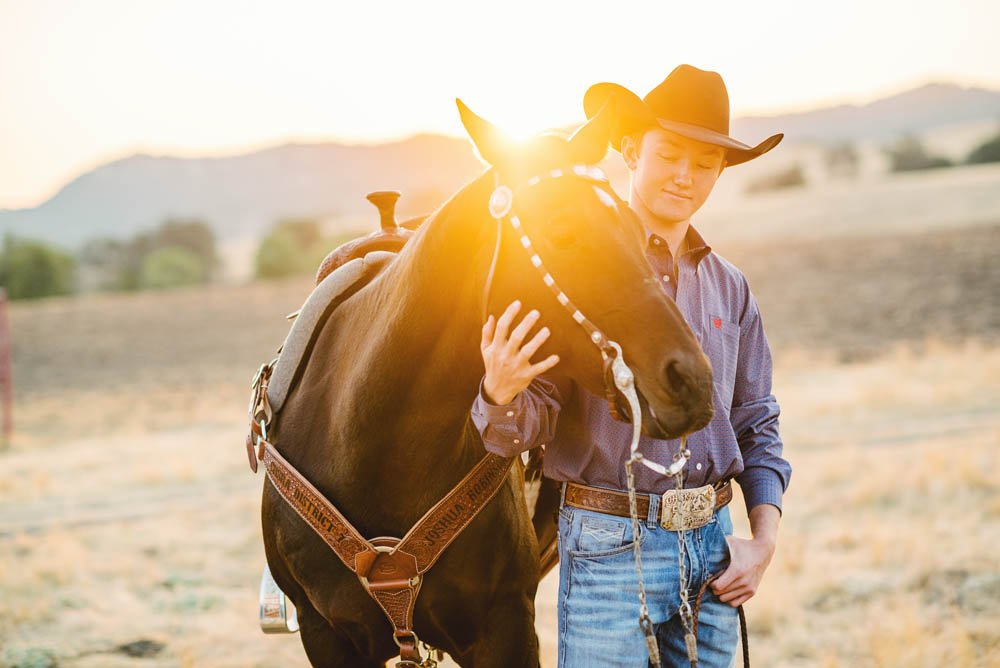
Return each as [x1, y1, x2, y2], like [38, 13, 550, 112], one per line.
[471, 377, 528, 456]
[736, 466, 785, 515]
[473, 376, 523, 418]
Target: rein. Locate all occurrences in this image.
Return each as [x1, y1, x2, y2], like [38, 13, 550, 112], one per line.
[484, 164, 714, 666]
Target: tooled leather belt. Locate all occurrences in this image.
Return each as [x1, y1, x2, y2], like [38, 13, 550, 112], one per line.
[563, 479, 732, 520]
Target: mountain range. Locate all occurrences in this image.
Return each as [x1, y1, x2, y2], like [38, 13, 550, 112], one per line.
[2, 82, 999, 249]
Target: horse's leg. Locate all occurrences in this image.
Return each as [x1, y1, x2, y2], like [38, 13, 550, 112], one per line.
[295, 596, 385, 668]
[458, 593, 540, 668]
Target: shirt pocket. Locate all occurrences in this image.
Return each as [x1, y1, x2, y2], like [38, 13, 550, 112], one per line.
[705, 314, 740, 411]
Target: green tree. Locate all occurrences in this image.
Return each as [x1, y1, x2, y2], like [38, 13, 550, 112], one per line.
[152, 219, 218, 277]
[966, 129, 1000, 165]
[884, 134, 952, 172]
[273, 218, 321, 250]
[254, 218, 339, 280]
[824, 141, 860, 179]
[138, 246, 206, 290]
[0, 235, 76, 300]
[99, 218, 217, 291]
[255, 228, 305, 279]
[745, 164, 807, 195]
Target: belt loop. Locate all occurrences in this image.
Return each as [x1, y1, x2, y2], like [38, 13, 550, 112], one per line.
[559, 481, 567, 508]
[645, 491, 659, 528]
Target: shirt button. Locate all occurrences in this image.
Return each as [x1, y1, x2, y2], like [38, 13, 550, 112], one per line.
[653, 238, 661, 245]
[662, 274, 670, 283]
[505, 410, 514, 417]
[696, 462, 703, 470]
[513, 439, 521, 445]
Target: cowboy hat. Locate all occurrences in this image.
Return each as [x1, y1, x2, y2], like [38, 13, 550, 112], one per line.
[583, 64, 783, 167]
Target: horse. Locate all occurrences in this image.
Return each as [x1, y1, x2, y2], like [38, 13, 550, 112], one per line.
[259, 99, 716, 667]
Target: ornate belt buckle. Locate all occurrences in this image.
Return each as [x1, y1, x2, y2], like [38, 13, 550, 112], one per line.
[659, 485, 716, 531]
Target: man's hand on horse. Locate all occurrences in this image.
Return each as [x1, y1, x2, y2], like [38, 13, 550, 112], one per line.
[481, 299, 560, 406]
[710, 504, 780, 607]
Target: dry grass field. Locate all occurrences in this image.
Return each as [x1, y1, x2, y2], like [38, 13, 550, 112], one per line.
[1, 216, 998, 666]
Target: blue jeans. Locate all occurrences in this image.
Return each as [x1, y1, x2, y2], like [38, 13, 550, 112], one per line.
[556, 486, 738, 668]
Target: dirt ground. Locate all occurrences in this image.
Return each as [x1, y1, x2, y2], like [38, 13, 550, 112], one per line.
[1, 222, 998, 667]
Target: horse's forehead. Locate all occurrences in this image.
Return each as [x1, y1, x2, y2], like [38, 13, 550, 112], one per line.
[520, 177, 621, 220]
[551, 178, 621, 214]
[530, 134, 572, 156]
[507, 136, 574, 173]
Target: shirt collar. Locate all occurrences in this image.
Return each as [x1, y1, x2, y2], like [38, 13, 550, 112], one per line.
[644, 223, 713, 268]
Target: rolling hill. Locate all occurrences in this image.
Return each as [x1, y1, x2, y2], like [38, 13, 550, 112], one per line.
[2, 82, 998, 249]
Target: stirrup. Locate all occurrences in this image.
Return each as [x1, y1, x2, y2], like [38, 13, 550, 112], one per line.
[259, 563, 299, 633]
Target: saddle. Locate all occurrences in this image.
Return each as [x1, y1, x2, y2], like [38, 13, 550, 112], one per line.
[249, 190, 560, 663]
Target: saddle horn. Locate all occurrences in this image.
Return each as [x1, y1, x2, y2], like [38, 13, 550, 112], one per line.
[367, 191, 401, 231]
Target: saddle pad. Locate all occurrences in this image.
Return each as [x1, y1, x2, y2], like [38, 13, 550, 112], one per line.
[266, 250, 396, 414]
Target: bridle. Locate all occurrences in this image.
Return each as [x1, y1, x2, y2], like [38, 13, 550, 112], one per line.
[480, 163, 689, 478]
[480, 163, 700, 666]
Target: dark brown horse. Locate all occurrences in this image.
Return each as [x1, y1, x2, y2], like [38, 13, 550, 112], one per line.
[260, 100, 715, 667]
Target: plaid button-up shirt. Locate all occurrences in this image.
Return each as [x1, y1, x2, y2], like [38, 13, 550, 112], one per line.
[470, 224, 791, 513]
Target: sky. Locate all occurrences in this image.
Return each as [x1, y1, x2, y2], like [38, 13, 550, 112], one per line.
[1, 0, 997, 210]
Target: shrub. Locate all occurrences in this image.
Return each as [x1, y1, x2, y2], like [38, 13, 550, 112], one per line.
[884, 135, 953, 172]
[745, 164, 807, 195]
[91, 219, 217, 291]
[253, 217, 374, 281]
[966, 130, 1000, 165]
[152, 219, 218, 277]
[0, 236, 76, 300]
[138, 246, 206, 290]
[273, 218, 321, 250]
[824, 141, 860, 179]
[254, 228, 304, 279]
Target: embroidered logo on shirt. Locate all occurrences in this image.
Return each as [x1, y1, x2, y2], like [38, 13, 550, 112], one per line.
[713, 317, 722, 329]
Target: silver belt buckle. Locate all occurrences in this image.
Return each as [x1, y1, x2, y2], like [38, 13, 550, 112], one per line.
[659, 484, 716, 531]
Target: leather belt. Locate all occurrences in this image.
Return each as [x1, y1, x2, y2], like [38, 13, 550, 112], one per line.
[564, 479, 732, 529]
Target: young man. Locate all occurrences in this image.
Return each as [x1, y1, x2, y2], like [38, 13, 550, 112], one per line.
[471, 64, 791, 667]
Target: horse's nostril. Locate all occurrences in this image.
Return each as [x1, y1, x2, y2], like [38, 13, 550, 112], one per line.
[665, 359, 687, 396]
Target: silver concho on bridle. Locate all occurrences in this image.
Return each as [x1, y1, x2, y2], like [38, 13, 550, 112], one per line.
[485, 165, 697, 666]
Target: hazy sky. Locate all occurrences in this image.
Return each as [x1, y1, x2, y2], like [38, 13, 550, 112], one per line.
[1, 0, 996, 209]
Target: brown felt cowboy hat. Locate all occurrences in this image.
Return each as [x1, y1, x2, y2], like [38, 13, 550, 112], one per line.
[584, 64, 783, 167]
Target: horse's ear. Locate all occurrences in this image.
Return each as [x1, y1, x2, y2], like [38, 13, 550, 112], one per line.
[568, 98, 615, 165]
[456, 98, 510, 167]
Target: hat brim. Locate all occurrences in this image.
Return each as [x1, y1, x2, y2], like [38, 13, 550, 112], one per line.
[584, 81, 783, 167]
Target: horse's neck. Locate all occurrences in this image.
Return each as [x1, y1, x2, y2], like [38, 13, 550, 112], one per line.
[336, 175, 495, 468]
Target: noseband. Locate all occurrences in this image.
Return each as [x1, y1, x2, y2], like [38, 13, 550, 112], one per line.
[481, 164, 687, 479]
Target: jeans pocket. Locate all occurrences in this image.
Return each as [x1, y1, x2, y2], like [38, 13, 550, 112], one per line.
[569, 511, 644, 559]
[705, 516, 732, 571]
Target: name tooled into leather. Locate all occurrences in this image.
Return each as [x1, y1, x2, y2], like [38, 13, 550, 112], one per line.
[405, 455, 513, 566]
[265, 452, 368, 563]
